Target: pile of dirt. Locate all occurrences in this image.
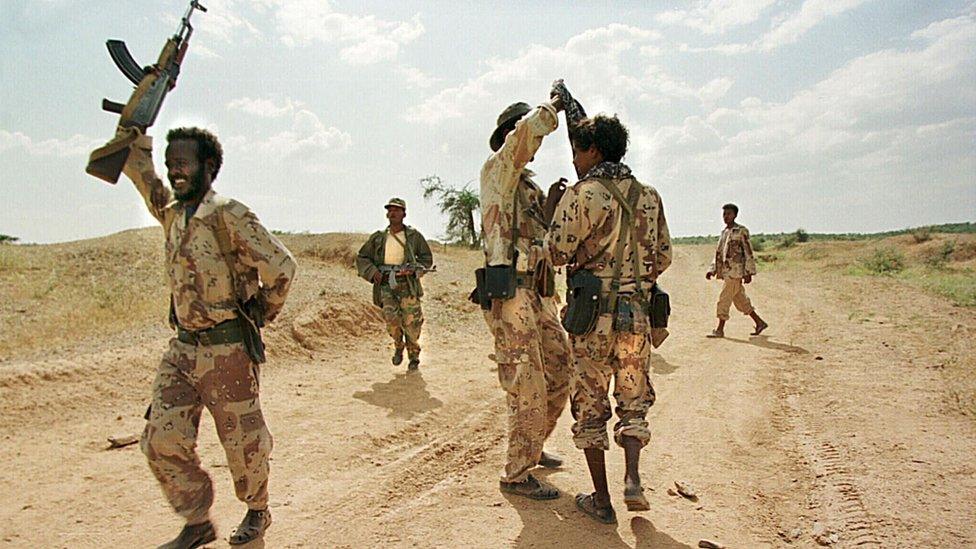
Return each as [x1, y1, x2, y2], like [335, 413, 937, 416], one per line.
[289, 292, 384, 350]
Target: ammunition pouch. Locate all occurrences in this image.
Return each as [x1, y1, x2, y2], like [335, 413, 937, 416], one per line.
[647, 283, 670, 329]
[480, 264, 518, 301]
[562, 269, 602, 336]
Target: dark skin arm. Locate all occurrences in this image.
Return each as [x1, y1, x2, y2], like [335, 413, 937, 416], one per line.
[542, 178, 568, 226]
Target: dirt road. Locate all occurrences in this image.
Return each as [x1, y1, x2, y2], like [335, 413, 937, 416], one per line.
[1, 239, 973, 548]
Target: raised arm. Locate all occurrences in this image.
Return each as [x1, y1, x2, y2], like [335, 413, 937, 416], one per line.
[121, 128, 172, 225]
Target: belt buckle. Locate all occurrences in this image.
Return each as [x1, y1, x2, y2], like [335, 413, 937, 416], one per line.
[198, 331, 212, 346]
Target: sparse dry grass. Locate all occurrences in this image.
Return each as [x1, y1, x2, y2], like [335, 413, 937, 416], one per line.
[0, 229, 168, 359]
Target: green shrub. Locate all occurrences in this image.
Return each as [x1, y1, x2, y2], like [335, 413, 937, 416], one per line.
[795, 228, 809, 243]
[925, 240, 956, 267]
[751, 237, 765, 252]
[862, 247, 906, 274]
[778, 234, 798, 249]
[911, 226, 932, 243]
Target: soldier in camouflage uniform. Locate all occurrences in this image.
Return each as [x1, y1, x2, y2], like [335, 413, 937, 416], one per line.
[356, 198, 433, 371]
[481, 93, 572, 500]
[548, 82, 672, 524]
[120, 126, 296, 548]
[706, 203, 768, 338]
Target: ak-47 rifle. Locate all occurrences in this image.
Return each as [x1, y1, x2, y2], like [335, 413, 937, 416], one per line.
[86, 1, 207, 184]
[378, 263, 437, 287]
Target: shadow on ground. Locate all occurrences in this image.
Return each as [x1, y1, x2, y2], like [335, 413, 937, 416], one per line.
[650, 353, 680, 375]
[725, 335, 809, 354]
[505, 470, 692, 549]
[352, 371, 443, 419]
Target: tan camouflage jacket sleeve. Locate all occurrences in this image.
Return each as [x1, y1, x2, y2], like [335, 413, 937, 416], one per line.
[480, 103, 558, 269]
[222, 202, 297, 323]
[122, 131, 175, 229]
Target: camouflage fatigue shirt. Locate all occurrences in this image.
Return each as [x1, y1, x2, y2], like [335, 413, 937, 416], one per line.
[480, 102, 559, 272]
[123, 134, 297, 331]
[709, 223, 757, 279]
[548, 162, 672, 293]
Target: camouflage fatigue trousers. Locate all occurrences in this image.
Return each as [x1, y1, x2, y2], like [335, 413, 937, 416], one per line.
[485, 288, 571, 482]
[380, 281, 424, 360]
[141, 338, 273, 524]
[716, 277, 754, 320]
[570, 314, 656, 451]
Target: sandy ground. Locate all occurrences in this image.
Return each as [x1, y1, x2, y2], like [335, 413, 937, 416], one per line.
[1, 241, 974, 548]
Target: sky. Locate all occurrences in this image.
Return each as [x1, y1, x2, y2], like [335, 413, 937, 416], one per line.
[1, 0, 974, 244]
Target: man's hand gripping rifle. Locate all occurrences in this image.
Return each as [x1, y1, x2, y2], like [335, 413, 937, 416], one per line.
[86, 1, 207, 184]
[378, 263, 437, 286]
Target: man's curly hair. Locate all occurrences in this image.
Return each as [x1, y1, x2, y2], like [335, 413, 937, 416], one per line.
[166, 127, 224, 180]
[570, 114, 629, 163]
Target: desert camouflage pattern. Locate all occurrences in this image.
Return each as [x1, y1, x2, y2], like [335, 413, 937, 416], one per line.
[480, 102, 558, 272]
[716, 276, 755, 320]
[548, 162, 670, 450]
[709, 223, 757, 280]
[570, 314, 656, 450]
[122, 132, 297, 331]
[548, 163, 672, 294]
[142, 338, 273, 524]
[484, 289, 570, 483]
[122, 130, 293, 522]
[381, 282, 424, 360]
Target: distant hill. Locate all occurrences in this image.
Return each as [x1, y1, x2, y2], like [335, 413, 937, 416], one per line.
[673, 222, 976, 245]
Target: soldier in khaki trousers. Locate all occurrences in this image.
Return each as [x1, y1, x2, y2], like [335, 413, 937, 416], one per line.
[706, 203, 768, 338]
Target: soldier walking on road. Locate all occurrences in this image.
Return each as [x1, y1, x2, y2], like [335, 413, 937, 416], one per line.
[706, 204, 768, 338]
[479, 92, 572, 500]
[548, 82, 672, 524]
[357, 198, 434, 371]
[119, 126, 296, 548]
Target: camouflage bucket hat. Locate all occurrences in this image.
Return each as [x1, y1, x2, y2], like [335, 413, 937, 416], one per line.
[490, 101, 532, 152]
[385, 197, 407, 210]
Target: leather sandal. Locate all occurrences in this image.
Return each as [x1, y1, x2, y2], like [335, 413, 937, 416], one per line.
[157, 521, 216, 549]
[499, 474, 560, 500]
[575, 492, 617, 524]
[228, 508, 272, 545]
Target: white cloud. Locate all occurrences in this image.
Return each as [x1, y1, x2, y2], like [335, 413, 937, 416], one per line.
[227, 97, 303, 118]
[0, 131, 100, 157]
[229, 109, 351, 158]
[641, 10, 976, 192]
[272, 1, 424, 64]
[406, 24, 722, 125]
[396, 65, 438, 89]
[656, 0, 777, 35]
[757, 0, 870, 51]
[682, 0, 872, 54]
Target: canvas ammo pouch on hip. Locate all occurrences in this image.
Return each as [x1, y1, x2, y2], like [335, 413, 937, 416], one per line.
[562, 269, 602, 335]
[647, 283, 671, 329]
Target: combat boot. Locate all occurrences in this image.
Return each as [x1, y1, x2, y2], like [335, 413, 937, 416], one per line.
[157, 521, 216, 549]
[392, 347, 404, 365]
[407, 357, 420, 371]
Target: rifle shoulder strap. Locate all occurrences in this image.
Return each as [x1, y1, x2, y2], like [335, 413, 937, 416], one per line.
[388, 229, 416, 263]
[212, 205, 243, 303]
[509, 178, 520, 265]
[599, 178, 642, 312]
